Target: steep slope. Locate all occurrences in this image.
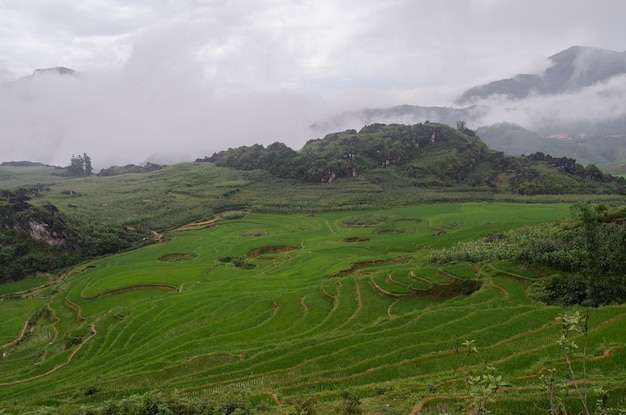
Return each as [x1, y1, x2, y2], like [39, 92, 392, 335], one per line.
[0, 187, 80, 282]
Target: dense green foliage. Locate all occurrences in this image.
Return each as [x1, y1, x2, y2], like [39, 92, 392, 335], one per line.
[0, 163, 256, 283]
[430, 203, 626, 306]
[66, 153, 93, 177]
[97, 162, 164, 177]
[0, 187, 149, 283]
[203, 123, 625, 194]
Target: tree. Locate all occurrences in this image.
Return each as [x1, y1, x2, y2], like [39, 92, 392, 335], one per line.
[67, 154, 85, 176]
[67, 153, 93, 176]
[83, 153, 93, 175]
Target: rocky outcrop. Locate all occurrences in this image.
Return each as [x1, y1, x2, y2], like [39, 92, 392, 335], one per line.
[27, 220, 65, 246]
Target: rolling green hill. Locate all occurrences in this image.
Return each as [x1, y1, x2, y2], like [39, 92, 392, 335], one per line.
[2, 122, 626, 286]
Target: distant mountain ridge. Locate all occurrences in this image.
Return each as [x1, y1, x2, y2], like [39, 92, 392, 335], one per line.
[457, 46, 626, 103]
[4, 67, 81, 86]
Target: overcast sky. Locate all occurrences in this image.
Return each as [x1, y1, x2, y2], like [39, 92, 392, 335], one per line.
[1, 0, 625, 168]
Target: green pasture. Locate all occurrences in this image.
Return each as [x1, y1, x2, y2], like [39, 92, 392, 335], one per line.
[1, 202, 626, 414]
[0, 277, 48, 296]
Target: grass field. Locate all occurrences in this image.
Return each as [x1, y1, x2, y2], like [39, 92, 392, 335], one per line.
[2, 202, 625, 414]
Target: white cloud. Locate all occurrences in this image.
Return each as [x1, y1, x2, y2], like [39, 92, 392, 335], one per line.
[0, 0, 625, 167]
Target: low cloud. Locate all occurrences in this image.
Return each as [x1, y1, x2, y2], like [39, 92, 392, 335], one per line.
[0, 69, 334, 168]
[3, 68, 625, 169]
[469, 74, 626, 132]
[1, 1, 625, 168]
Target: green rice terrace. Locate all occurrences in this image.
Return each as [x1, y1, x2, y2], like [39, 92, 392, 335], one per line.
[1, 202, 625, 414]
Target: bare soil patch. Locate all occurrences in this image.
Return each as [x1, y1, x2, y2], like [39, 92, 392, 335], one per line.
[343, 236, 371, 242]
[158, 252, 197, 262]
[329, 259, 395, 278]
[247, 245, 299, 257]
[81, 283, 179, 300]
[240, 229, 269, 237]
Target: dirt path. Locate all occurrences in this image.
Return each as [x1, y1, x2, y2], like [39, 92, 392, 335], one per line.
[300, 297, 308, 317]
[1, 319, 30, 350]
[80, 283, 178, 300]
[0, 320, 98, 386]
[174, 214, 221, 231]
[266, 391, 283, 406]
[324, 220, 335, 234]
[592, 345, 620, 360]
[339, 280, 362, 329]
[407, 395, 445, 415]
[387, 300, 396, 319]
[65, 298, 86, 322]
[488, 276, 509, 298]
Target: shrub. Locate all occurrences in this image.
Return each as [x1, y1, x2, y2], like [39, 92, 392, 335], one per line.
[222, 211, 246, 220]
[338, 390, 361, 414]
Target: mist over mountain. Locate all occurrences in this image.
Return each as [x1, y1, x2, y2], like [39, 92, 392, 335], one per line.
[458, 46, 626, 103]
[0, 66, 325, 169]
[312, 46, 626, 166]
[2, 46, 626, 169]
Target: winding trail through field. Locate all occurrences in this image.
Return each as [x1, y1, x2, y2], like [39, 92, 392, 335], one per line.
[0, 319, 98, 386]
[324, 220, 335, 234]
[265, 391, 283, 406]
[1, 319, 30, 350]
[300, 297, 308, 317]
[80, 283, 179, 300]
[387, 300, 396, 319]
[338, 280, 362, 329]
[65, 298, 86, 321]
[488, 276, 509, 298]
[39, 303, 59, 363]
[174, 215, 221, 231]
[407, 395, 446, 415]
[592, 345, 620, 360]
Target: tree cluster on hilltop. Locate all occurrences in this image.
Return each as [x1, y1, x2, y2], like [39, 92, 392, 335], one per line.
[66, 153, 93, 177]
[200, 123, 491, 184]
[200, 123, 625, 194]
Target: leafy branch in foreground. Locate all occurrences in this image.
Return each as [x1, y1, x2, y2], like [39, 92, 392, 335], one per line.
[556, 310, 591, 415]
[541, 309, 623, 415]
[455, 340, 507, 415]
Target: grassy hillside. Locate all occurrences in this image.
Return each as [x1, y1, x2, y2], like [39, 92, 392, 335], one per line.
[1, 204, 625, 414]
[2, 148, 626, 284]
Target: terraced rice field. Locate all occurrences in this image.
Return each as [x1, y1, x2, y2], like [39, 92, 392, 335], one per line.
[1, 202, 625, 413]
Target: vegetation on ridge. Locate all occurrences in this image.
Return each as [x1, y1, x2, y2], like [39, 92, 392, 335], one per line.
[202, 123, 624, 194]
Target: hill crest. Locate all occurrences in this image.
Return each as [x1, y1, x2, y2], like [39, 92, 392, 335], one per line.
[201, 122, 624, 194]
